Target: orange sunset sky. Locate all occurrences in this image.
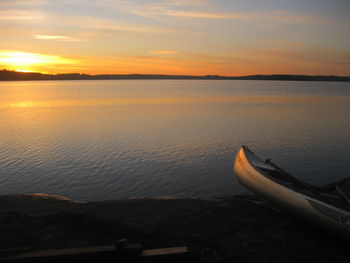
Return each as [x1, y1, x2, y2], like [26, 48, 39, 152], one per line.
[0, 0, 349, 76]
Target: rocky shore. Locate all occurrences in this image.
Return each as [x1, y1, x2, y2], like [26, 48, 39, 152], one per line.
[0, 194, 348, 262]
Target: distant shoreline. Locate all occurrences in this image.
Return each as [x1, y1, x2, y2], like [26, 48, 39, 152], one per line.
[1, 70, 350, 82]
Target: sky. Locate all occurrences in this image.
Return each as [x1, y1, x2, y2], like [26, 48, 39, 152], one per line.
[0, 0, 349, 76]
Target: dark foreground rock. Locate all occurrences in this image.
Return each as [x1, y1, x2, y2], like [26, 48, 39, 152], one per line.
[0, 194, 348, 262]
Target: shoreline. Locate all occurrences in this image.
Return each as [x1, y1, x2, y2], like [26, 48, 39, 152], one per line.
[0, 193, 348, 262]
[1, 70, 350, 82]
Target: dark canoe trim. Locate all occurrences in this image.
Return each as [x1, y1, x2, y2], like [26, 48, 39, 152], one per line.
[307, 199, 346, 221]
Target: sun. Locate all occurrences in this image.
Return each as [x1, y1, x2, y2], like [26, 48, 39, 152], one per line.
[15, 69, 33, 72]
[0, 50, 79, 73]
[0, 52, 45, 65]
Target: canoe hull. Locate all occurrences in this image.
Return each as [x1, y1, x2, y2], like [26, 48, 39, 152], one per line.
[233, 146, 350, 237]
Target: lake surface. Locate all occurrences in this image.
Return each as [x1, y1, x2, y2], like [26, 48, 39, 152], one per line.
[0, 80, 350, 201]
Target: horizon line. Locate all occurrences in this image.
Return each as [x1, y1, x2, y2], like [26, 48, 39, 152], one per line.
[1, 69, 350, 78]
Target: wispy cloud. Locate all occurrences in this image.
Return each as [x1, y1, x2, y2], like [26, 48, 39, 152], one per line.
[1, 8, 191, 37]
[74, 16, 188, 34]
[0, 10, 45, 20]
[150, 50, 181, 55]
[83, 19, 165, 33]
[101, 1, 327, 24]
[163, 0, 208, 7]
[0, 0, 94, 7]
[139, 9, 326, 24]
[0, 0, 48, 7]
[34, 35, 84, 41]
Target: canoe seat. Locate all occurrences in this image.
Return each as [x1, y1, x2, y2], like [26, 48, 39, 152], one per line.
[253, 163, 275, 171]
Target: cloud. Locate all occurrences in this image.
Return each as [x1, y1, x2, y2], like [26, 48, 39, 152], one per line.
[101, 1, 327, 24]
[162, 10, 234, 19]
[75, 16, 188, 34]
[160, 0, 208, 7]
[83, 20, 164, 33]
[1, 8, 191, 37]
[0, 10, 45, 20]
[34, 35, 84, 41]
[0, 0, 48, 7]
[150, 50, 181, 55]
[148, 9, 326, 24]
[0, 0, 94, 7]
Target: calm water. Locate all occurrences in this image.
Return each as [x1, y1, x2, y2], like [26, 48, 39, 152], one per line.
[0, 80, 350, 201]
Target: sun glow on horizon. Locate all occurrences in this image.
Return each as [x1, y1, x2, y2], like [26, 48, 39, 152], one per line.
[15, 69, 33, 73]
[1, 52, 50, 65]
[0, 51, 79, 73]
[10, 101, 36, 108]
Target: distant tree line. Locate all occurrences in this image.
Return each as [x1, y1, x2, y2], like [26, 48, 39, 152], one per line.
[1, 69, 349, 82]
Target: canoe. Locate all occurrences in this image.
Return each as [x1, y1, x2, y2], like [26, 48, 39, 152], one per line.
[233, 145, 350, 237]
